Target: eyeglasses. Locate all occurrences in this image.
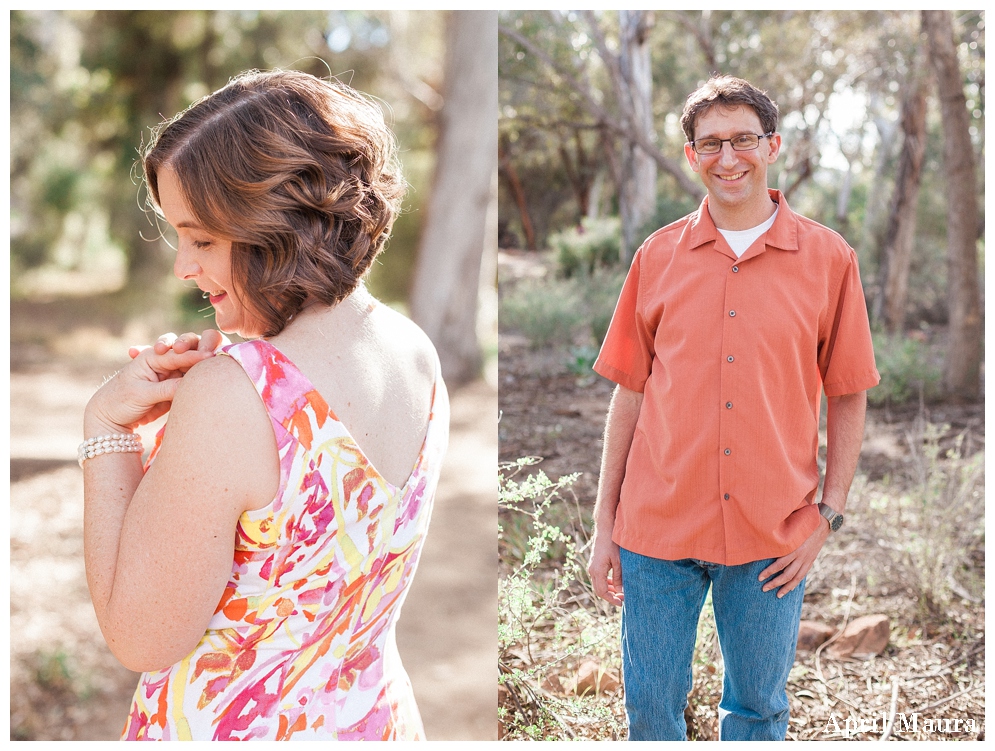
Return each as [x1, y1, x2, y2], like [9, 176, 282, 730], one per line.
[689, 132, 774, 155]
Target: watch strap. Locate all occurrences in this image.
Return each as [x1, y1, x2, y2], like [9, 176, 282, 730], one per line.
[818, 502, 844, 532]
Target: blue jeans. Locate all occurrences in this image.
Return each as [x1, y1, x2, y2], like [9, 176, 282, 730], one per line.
[619, 549, 805, 741]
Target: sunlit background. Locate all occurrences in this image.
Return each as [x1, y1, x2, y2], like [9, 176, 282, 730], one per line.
[10, 10, 497, 742]
[498, 10, 984, 348]
[11, 10, 445, 315]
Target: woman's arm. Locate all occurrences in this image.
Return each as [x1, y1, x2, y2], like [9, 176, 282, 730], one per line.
[84, 351, 278, 672]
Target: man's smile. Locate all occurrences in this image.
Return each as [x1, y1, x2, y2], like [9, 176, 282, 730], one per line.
[715, 171, 747, 181]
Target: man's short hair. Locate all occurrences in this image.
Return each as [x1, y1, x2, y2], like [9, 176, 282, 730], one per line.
[680, 76, 779, 142]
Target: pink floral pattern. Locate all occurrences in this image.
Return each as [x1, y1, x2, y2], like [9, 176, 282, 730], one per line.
[121, 339, 448, 740]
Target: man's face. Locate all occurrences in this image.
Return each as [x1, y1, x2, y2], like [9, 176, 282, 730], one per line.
[683, 104, 781, 217]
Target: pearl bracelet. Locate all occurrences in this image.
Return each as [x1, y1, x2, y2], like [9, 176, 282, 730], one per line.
[78, 433, 144, 467]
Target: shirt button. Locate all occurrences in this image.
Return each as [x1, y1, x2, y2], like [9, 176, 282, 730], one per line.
[724, 493, 730, 500]
[729, 310, 736, 317]
[726, 402, 733, 409]
[724, 448, 731, 456]
[727, 355, 734, 363]
[732, 266, 739, 273]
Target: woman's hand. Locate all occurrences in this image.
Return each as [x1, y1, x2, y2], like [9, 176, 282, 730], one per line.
[85, 343, 218, 434]
[128, 329, 228, 360]
[87, 329, 231, 433]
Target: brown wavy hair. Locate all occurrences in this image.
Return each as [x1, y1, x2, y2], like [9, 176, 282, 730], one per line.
[680, 75, 779, 142]
[143, 69, 406, 337]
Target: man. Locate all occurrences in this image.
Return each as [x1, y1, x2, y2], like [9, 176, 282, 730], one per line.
[588, 76, 879, 741]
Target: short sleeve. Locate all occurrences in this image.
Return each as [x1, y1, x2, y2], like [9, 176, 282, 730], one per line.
[819, 251, 881, 397]
[593, 248, 655, 393]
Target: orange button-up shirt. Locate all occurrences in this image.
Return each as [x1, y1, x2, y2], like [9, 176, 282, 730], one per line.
[594, 191, 880, 565]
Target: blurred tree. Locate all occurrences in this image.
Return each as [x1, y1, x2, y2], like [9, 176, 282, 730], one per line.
[874, 41, 928, 333]
[608, 10, 657, 261]
[10, 11, 75, 275]
[498, 11, 607, 249]
[498, 9, 985, 406]
[79, 11, 189, 284]
[923, 10, 983, 401]
[10, 11, 451, 297]
[411, 10, 497, 386]
[498, 132, 536, 249]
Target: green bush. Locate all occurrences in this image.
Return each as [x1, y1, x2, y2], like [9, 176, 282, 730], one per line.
[868, 330, 943, 405]
[579, 266, 627, 346]
[566, 345, 600, 376]
[550, 217, 622, 278]
[638, 194, 699, 241]
[500, 265, 626, 353]
[499, 276, 586, 349]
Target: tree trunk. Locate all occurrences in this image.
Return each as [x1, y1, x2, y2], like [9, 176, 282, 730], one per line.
[835, 160, 853, 232]
[557, 128, 594, 224]
[923, 10, 982, 400]
[677, 10, 717, 71]
[498, 134, 536, 250]
[501, 19, 703, 206]
[858, 100, 898, 269]
[874, 49, 928, 332]
[618, 10, 657, 262]
[410, 10, 497, 387]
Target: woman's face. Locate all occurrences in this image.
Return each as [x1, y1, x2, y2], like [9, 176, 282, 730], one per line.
[157, 165, 264, 338]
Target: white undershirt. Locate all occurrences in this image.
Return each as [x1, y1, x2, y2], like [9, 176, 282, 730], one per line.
[717, 206, 779, 258]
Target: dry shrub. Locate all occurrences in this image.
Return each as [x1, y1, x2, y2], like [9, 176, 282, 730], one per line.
[498, 459, 624, 740]
[498, 266, 625, 352]
[858, 421, 984, 614]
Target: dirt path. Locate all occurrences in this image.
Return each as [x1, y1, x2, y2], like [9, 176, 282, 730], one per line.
[10, 346, 496, 740]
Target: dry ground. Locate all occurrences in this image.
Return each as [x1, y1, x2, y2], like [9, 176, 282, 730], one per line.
[10, 298, 498, 741]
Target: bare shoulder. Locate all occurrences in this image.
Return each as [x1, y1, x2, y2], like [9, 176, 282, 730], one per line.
[376, 305, 439, 381]
[176, 350, 256, 395]
[168, 353, 266, 428]
[150, 352, 279, 510]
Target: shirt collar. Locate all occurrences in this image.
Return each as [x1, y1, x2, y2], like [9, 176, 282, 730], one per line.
[686, 189, 799, 253]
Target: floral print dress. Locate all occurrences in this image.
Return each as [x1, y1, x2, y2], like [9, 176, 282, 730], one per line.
[121, 339, 449, 740]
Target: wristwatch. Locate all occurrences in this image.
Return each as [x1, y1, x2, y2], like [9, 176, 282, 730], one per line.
[818, 503, 844, 532]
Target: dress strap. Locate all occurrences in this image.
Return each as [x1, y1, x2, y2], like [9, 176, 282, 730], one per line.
[219, 340, 319, 427]
[420, 350, 450, 471]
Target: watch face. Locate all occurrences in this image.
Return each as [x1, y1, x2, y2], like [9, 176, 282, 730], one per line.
[830, 514, 844, 531]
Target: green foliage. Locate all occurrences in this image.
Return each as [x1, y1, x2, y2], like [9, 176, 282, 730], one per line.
[499, 11, 608, 250]
[499, 10, 986, 344]
[499, 263, 626, 352]
[550, 217, 621, 278]
[858, 422, 984, 615]
[498, 458, 624, 740]
[33, 650, 74, 693]
[11, 648, 99, 740]
[30, 648, 94, 701]
[499, 276, 586, 349]
[581, 266, 628, 346]
[498, 461, 581, 655]
[11, 10, 443, 305]
[638, 193, 700, 241]
[566, 345, 600, 376]
[868, 330, 943, 405]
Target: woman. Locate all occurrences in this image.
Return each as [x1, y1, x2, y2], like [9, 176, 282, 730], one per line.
[81, 70, 449, 741]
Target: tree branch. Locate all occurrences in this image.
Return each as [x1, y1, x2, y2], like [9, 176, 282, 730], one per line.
[500, 21, 704, 201]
